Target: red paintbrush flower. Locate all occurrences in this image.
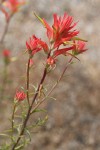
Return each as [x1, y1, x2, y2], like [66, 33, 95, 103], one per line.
[15, 91, 26, 101]
[3, 0, 25, 13]
[30, 13, 87, 65]
[3, 49, 11, 65]
[26, 35, 42, 56]
[26, 35, 49, 56]
[42, 13, 79, 48]
[3, 49, 10, 57]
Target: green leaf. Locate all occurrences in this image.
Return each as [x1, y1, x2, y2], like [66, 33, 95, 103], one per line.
[34, 12, 45, 26]
[15, 144, 24, 150]
[49, 96, 56, 101]
[37, 115, 48, 126]
[0, 133, 10, 137]
[5, 129, 13, 133]
[31, 109, 47, 114]
[25, 129, 31, 142]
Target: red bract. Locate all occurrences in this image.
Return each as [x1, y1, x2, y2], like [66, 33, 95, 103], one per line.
[26, 35, 49, 56]
[73, 41, 87, 55]
[38, 39, 49, 53]
[53, 46, 74, 58]
[46, 46, 74, 65]
[15, 91, 26, 101]
[42, 13, 79, 48]
[29, 59, 34, 67]
[3, 0, 25, 13]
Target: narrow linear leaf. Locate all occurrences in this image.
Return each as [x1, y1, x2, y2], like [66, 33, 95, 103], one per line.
[25, 129, 31, 142]
[15, 144, 24, 150]
[72, 37, 88, 42]
[31, 109, 47, 114]
[34, 12, 45, 26]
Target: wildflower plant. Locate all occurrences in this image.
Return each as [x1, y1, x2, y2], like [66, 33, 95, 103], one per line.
[0, 1, 88, 149]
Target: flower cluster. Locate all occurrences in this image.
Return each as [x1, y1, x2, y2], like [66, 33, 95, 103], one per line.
[26, 13, 87, 65]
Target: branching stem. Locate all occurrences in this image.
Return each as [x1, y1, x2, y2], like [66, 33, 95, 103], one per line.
[11, 51, 51, 150]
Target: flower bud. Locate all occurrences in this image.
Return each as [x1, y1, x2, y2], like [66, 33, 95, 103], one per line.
[15, 91, 26, 102]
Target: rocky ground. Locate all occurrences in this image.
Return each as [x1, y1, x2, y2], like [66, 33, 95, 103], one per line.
[0, 0, 100, 150]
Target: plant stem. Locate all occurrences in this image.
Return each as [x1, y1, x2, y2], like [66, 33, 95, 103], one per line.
[12, 103, 16, 130]
[0, 65, 8, 100]
[26, 56, 31, 106]
[11, 52, 51, 150]
[0, 14, 13, 43]
[0, 22, 9, 43]
[31, 57, 73, 114]
[11, 67, 47, 150]
[11, 102, 17, 142]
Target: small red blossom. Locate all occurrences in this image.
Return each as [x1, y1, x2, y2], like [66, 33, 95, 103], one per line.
[26, 36, 42, 56]
[26, 35, 48, 56]
[73, 41, 87, 55]
[3, 49, 11, 65]
[41, 13, 79, 48]
[3, 49, 10, 57]
[15, 91, 26, 101]
[3, 0, 25, 13]
[47, 57, 56, 65]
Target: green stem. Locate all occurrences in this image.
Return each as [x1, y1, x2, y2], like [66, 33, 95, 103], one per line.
[11, 51, 51, 150]
[11, 102, 17, 142]
[0, 65, 8, 100]
[26, 56, 31, 106]
[31, 57, 73, 114]
[0, 13, 13, 44]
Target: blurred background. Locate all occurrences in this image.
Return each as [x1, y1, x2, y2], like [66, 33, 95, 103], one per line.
[0, 0, 100, 150]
